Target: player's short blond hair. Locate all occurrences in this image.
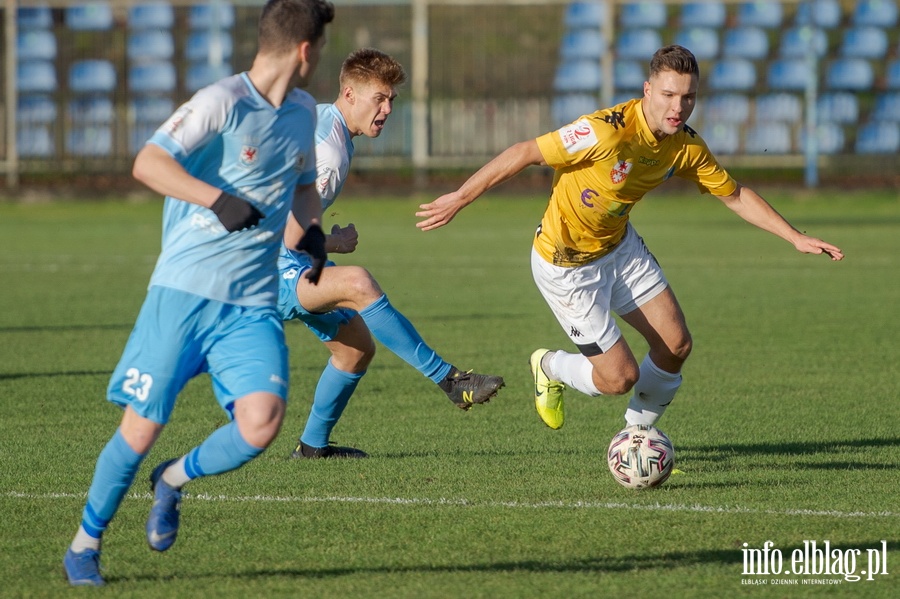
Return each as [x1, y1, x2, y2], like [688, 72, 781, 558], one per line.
[339, 48, 407, 89]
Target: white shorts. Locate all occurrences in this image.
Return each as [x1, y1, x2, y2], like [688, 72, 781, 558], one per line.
[530, 224, 668, 356]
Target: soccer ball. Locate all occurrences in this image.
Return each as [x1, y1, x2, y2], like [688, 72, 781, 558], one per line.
[607, 424, 675, 489]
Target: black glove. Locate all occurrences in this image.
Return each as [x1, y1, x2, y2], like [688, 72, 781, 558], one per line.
[211, 192, 263, 232]
[295, 224, 327, 285]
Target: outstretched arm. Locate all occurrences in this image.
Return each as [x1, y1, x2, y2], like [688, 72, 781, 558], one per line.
[715, 184, 844, 261]
[415, 139, 545, 231]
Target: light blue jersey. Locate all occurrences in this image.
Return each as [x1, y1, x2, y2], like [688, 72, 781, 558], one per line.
[313, 102, 355, 211]
[148, 73, 318, 306]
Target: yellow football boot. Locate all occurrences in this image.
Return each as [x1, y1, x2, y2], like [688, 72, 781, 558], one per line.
[530, 349, 566, 429]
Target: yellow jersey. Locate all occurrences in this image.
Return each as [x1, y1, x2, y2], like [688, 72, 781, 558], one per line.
[534, 98, 738, 267]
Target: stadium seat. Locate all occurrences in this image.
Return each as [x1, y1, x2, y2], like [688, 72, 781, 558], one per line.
[855, 121, 900, 153]
[16, 61, 57, 93]
[17, 29, 57, 61]
[614, 61, 645, 92]
[852, 0, 899, 26]
[615, 28, 662, 60]
[619, 2, 667, 29]
[708, 59, 756, 91]
[887, 60, 900, 89]
[186, 31, 235, 62]
[737, 1, 783, 28]
[564, 1, 605, 29]
[799, 125, 846, 154]
[703, 94, 751, 123]
[17, 126, 55, 157]
[825, 58, 874, 91]
[767, 58, 813, 92]
[839, 27, 889, 59]
[779, 27, 828, 58]
[755, 93, 802, 123]
[65, 3, 114, 30]
[817, 92, 859, 124]
[744, 122, 792, 153]
[673, 28, 719, 61]
[129, 62, 178, 93]
[702, 123, 741, 154]
[131, 124, 161, 154]
[794, 0, 842, 28]
[188, 2, 236, 29]
[559, 30, 605, 60]
[553, 59, 602, 92]
[69, 60, 116, 93]
[127, 31, 176, 62]
[17, 6, 53, 29]
[68, 96, 114, 123]
[186, 63, 233, 92]
[871, 92, 900, 121]
[17, 95, 58, 124]
[128, 2, 176, 29]
[131, 96, 175, 124]
[722, 27, 769, 60]
[66, 125, 113, 156]
[680, 2, 726, 28]
[551, 93, 599, 127]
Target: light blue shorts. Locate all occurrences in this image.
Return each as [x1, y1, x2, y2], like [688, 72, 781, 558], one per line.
[107, 286, 290, 424]
[276, 245, 356, 342]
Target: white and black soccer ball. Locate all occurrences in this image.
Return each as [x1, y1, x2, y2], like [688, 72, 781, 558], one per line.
[607, 424, 675, 489]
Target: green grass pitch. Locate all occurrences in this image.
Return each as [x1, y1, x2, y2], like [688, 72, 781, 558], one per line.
[0, 189, 897, 597]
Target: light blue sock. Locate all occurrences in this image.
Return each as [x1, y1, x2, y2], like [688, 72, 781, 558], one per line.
[183, 421, 264, 479]
[81, 428, 146, 539]
[359, 294, 452, 383]
[300, 360, 364, 448]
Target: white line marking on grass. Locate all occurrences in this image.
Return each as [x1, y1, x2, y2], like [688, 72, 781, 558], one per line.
[5, 490, 898, 519]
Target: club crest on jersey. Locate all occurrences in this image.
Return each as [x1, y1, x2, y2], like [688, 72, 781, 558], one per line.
[559, 119, 597, 153]
[610, 160, 633, 184]
[240, 145, 259, 167]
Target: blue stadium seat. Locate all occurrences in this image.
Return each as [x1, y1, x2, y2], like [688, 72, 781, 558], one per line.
[703, 123, 741, 154]
[131, 124, 160, 154]
[131, 96, 175, 124]
[704, 94, 751, 123]
[129, 62, 177, 93]
[553, 60, 602, 92]
[737, 1, 783, 28]
[188, 3, 236, 29]
[127, 30, 176, 62]
[794, 0, 842, 28]
[852, 0, 899, 26]
[680, 2, 726, 28]
[674, 28, 719, 61]
[887, 60, 900, 89]
[17, 126, 55, 157]
[17, 29, 57, 61]
[65, 3, 114, 31]
[619, 2, 667, 29]
[17, 95, 57, 124]
[615, 28, 662, 60]
[817, 92, 859, 124]
[559, 30, 605, 60]
[128, 2, 175, 29]
[613, 91, 641, 105]
[799, 125, 846, 154]
[69, 60, 116, 93]
[708, 59, 756, 91]
[69, 96, 114, 122]
[825, 58, 874, 91]
[871, 93, 900, 121]
[744, 122, 792, 153]
[16, 61, 57, 93]
[67, 125, 113, 156]
[614, 60, 645, 91]
[839, 27, 889, 59]
[855, 121, 900, 153]
[17, 6, 53, 29]
[186, 31, 235, 62]
[779, 27, 828, 58]
[755, 93, 802, 123]
[767, 58, 813, 92]
[551, 93, 599, 127]
[564, 1, 605, 29]
[186, 63, 233, 92]
[722, 27, 769, 60]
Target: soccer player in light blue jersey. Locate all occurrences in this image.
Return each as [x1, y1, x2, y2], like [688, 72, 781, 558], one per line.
[63, 0, 335, 586]
[278, 49, 505, 459]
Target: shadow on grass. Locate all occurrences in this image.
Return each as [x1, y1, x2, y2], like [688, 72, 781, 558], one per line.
[679, 436, 900, 459]
[0, 323, 132, 333]
[0, 370, 113, 381]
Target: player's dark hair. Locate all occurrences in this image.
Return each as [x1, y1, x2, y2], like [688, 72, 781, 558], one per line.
[258, 0, 335, 55]
[649, 45, 699, 78]
[339, 48, 407, 88]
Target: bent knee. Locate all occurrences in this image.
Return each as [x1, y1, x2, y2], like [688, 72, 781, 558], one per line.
[593, 364, 639, 396]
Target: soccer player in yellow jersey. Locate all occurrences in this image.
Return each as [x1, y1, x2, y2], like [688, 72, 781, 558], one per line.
[416, 45, 843, 431]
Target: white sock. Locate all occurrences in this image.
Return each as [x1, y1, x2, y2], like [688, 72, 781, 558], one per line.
[70, 525, 101, 553]
[624, 355, 682, 426]
[161, 456, 190, 489]
[548, 351, 602, 396]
